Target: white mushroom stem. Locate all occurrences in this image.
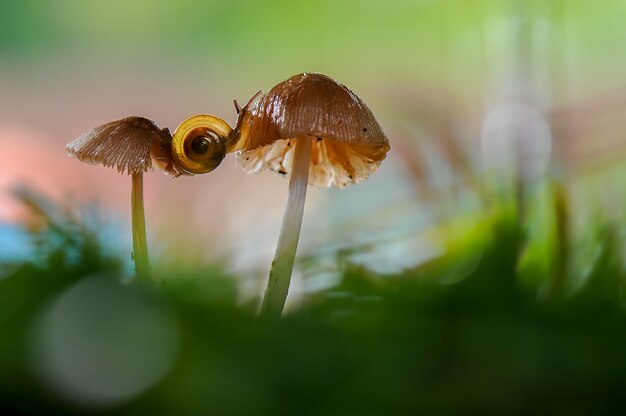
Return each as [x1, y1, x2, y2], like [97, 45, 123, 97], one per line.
[259, 136, 312, 319]
[131, 171, 151, 279]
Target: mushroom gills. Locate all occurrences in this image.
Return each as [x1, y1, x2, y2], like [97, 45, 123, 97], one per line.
[235, 138, 387, 188]
[66, 117, 165, 175]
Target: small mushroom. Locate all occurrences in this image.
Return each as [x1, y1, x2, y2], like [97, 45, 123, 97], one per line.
[66, 115, 232, 279]
[229, 73, 390, 318]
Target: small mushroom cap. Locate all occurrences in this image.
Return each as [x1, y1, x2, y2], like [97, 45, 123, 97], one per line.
[66, 116, 178, 175]
[229, 73, 390, 187]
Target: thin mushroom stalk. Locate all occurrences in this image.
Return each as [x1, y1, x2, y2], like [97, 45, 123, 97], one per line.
[131, 171, 150, 279]
[259, 136, 312, 319]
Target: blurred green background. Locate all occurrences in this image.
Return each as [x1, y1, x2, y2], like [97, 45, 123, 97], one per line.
[1, 0, 626, 414]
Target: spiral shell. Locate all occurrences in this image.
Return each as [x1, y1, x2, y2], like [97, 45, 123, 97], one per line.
[171, 114, 232, 175]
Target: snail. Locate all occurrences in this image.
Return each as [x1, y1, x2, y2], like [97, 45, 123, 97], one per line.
[66, 114, 232, 279]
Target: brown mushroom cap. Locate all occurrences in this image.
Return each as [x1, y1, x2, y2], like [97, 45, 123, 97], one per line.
[229, 73, 390, 187]
[66, 116, 178, 175]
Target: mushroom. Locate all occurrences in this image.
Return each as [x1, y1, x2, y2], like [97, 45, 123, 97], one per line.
[66, 115, 232, 279]
[228, 73, 390, 318]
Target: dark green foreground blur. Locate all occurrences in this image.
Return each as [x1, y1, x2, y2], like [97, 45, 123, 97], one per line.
[1, 193, 625, 416]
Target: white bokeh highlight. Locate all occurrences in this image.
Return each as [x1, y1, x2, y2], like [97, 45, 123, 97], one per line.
[31, 276, 179, 408]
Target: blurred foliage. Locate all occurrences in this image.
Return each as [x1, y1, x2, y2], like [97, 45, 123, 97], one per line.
[1, 184, 625, 415]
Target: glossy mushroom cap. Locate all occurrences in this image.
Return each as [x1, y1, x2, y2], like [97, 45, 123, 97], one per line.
[66, 116, 180, 176]
[228, 73, 390, 187]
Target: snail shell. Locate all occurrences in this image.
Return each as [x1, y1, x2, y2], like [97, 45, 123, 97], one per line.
[171, 114, 232, 175]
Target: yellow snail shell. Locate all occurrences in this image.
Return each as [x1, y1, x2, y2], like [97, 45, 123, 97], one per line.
[171, 114, 233, 175]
